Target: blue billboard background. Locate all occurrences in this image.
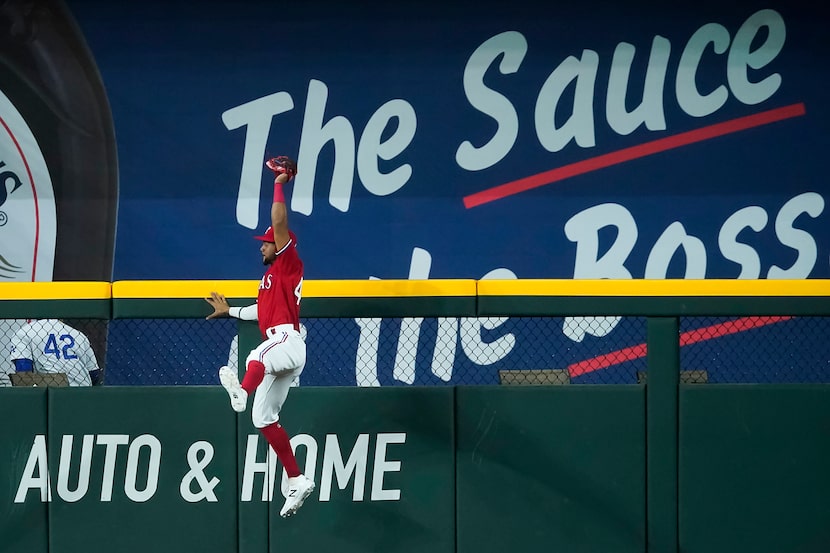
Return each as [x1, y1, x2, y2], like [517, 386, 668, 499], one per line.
[59, 0, 830, 385]
[66, 0, 829, 281]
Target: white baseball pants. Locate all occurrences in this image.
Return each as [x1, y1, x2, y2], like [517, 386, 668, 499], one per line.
[246, 324, 306, 428]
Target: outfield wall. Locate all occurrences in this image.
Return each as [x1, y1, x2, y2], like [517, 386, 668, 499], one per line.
[0, 385, 644, 553]
[1, 280, 828, 553]
[2, 385, 829, 553]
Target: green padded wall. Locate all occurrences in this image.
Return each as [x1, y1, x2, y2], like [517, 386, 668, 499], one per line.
[0, 388, 48, 553]
[455, 386, 647, 553]
[45, 387, 238, 553]
[679, 385, 830, 553]
[257, 386, 456, 553]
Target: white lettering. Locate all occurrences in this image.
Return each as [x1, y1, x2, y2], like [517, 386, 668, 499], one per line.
[241, 434, 271, 502]
[356, 248, 517, 385]
[371, 433, 405, 501]
[460, 268, 517, 365]
[563, 204, 635, 342]
[606, 37, 670, 135]
[124, 434, 161, 502]
[719, 206, 768, 278]
[768, 192, 824, 278]
[564, 193, 825, 283]
[357, 99, 416, 197]
[319, 434, 369, 501]
[15, 435, 51, 503]
[289, 433, 319, 494]
[259, 274, 273, 290]
[19, 434, 162, 503]
[57, 434, 94, 502]
[727, 9, 785, 106]
[676, 22, 730, 118]
[565, 203, 637, 280]
[296, 79, 356, 214]
[431, 317, 457, 382]
[645, 222, 707, 278]
[241, 433, 405, 503]
[394, 248, 431, 384]
[222, 92, 295, 229]
[456, 9, 786, 167]
[456, 31, 526, 170]
[535, 50, 599, 152]
[243, 433, 317, 502]
[97, 434, 129, 502]
[354, 315, 382, 387]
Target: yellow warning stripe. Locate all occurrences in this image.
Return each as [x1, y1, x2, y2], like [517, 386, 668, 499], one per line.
[2, 279, 827, 300]
[0, 282, 112, 300]
[477, 279, 830, 297]
[112, 279, 477, 299]
[112, 280, 258, 299]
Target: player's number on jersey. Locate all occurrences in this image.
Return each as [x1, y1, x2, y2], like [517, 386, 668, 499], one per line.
[44, 334, 79, 360]
[295, 278, 303, 306]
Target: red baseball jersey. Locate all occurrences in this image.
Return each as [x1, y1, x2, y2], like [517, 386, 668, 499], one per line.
[257, 230, 303, 337]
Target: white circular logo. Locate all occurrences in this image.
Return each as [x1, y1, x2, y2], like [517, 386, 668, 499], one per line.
[0, 88, 56, 281]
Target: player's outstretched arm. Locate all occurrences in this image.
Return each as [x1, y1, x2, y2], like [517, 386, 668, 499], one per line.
[205, 292, 258, 321]
[265, 156, 297, 249]
[271, 173, 291, 247]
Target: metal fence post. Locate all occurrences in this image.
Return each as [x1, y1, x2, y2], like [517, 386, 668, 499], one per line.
[647, 316, 679, 553]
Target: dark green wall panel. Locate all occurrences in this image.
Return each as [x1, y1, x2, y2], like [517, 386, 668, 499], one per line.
[0, 299, 111, 319]
[0, 389, 48, 553]
[679, 385, 830, 553]
[301, 296, 476, 318]
[261, 386, 456, 553]
[46, 387, 238, 553]
[111, 296, 477, 319]
[455, 386, 646, 553]
[5, 384, 830, 553]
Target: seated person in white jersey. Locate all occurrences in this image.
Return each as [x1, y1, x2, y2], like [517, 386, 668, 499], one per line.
[9, 318, 103, 386]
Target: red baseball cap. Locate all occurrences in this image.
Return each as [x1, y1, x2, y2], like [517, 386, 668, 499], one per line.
[253, 226, 275, 243]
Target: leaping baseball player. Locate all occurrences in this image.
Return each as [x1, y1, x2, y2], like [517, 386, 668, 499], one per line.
[205, 155, 314, 518]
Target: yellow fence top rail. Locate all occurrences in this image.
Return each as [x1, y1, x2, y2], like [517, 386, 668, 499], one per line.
[3, 279, 828, 301]
[112, 280, 257, 299]
[0, 282, 112, 300]
[304, 279, 478, 298]
[111, 279, 478, 299]
[477, 279, 830, 297]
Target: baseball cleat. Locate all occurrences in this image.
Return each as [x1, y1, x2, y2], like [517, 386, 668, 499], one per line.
[280, 474, 315, 518]
[218, 366, 248, 412]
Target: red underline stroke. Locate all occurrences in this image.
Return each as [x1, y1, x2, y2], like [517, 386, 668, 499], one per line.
[567, 316, 793, 378]
[463, 103, 807, 209]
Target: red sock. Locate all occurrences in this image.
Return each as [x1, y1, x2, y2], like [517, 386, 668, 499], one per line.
[260, 422, 301, 477]
[241, 360, 265, 394]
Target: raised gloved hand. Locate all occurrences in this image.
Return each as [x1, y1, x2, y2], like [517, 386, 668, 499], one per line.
[265, 156, 297, 179]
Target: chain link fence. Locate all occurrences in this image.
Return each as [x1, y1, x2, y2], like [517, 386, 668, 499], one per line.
[680, 316, 830, 383]
[103, 318, 237, 385]
[2, 315, 828, 387]
[0, 318, 109, 387]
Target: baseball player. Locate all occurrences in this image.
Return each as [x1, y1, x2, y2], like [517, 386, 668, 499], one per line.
[204, 155, 314, 519]
[9, 318, 103, 386]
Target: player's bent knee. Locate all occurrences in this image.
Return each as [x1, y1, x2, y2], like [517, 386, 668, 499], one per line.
[252, 414, 280, 429]
[251, 407, 280, 429]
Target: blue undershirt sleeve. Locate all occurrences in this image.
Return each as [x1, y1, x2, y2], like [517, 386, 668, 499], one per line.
[13, 359, 34, 372]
